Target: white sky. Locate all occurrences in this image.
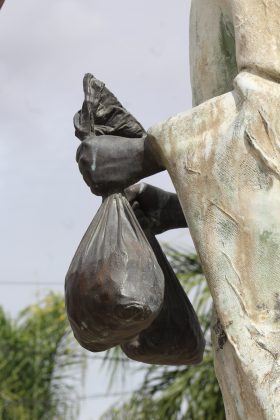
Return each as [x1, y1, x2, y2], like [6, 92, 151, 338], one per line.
[0, 1, 193, 418]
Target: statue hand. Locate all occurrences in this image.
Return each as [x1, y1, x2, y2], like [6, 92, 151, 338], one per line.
[76, 135, 165, 197]
[76, 134, 145, 196]
[125, 183, 187, 235]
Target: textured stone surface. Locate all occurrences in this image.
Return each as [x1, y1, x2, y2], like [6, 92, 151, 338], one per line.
[148, 1, 280, 417]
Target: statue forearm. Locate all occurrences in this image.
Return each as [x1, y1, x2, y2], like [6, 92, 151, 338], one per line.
[161, 192, 187, 231]
[126, 183, 187, 235]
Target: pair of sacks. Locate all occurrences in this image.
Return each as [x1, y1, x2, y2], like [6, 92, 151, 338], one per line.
[65, 74, 205, 365]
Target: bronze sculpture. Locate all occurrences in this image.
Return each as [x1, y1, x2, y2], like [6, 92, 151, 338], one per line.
[66, 73, 205, 365]
[70, 1, 280, 417]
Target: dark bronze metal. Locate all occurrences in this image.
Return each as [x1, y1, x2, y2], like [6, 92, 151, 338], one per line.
[66, 74, 205, 365]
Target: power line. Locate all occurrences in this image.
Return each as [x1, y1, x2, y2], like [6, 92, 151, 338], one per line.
[2, 390, 137, 406]
[0, 281, 62, 286]
[80, 390, 135, 400]
[86, 355, 131, 363]
[8, 352, 132, 364]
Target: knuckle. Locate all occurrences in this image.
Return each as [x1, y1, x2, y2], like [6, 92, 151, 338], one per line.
[138, 182, 147, 194]
[83, 136, 97, 148]
[78, 158, 91, 176]
[78, 149, 95, 168]
[78, 154, 91, 167]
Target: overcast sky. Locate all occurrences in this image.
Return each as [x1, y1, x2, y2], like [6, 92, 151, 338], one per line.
[0, 0, 192, 418]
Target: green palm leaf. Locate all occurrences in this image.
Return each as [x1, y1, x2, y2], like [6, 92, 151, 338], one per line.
[0, 293, 84, 420]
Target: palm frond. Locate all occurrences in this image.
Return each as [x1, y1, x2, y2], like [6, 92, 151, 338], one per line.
[0, 292, 84, 420]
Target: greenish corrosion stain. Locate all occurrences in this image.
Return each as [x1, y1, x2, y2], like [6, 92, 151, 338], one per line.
[274, 293, 280, 322]
[218, 219, 236, 241]
[258, 230, 280, 289]
[218, 13, 238, 88]
[259, 230, 279, 257]
[260, 230, 273, 244]
[257, 165, 273, 191]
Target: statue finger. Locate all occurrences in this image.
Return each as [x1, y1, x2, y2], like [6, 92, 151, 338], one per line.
[124, 182, 147, 202]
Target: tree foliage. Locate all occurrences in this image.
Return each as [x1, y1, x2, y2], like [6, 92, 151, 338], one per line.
[101, 248, 225, 420]
[0, 293, 84, 420]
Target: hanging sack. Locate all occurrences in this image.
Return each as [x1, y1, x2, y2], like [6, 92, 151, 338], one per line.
[65, 193, 164, 352]
[121, 232, 205, 365]
[66, 74, 164, 351]
[68, 73, 205, 363]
